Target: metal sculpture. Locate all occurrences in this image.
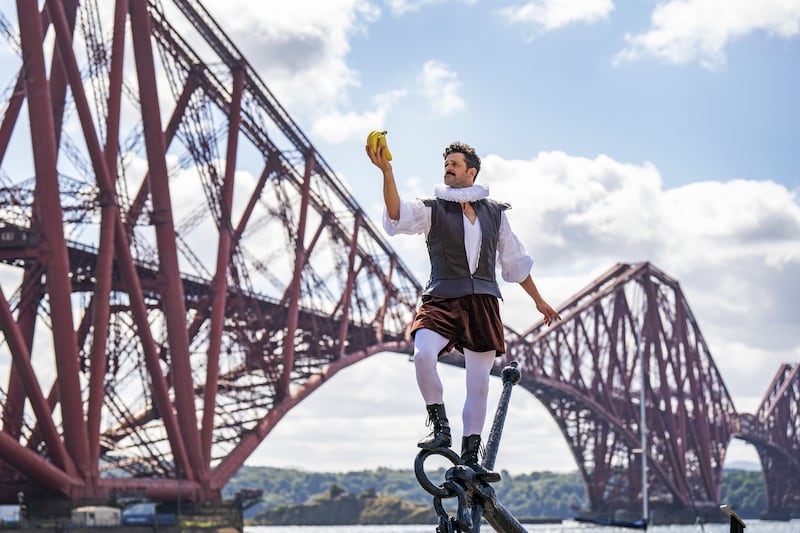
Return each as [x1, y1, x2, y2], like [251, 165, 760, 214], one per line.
[415, 362, 526, 533]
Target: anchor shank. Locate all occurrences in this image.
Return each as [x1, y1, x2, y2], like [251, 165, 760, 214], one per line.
[470, 362, 524, 533]
[483, 362, 520, 470]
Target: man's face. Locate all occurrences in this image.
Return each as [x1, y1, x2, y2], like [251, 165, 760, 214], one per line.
[443, 153, 476, 189]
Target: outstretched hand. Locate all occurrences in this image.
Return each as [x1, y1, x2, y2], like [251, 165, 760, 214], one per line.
[537, 301, 561, 326]
[365, 140, 392, 173]
[519, 275, 562, 327]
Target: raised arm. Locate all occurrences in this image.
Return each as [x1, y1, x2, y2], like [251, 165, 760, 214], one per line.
[366, 138, 400, 220]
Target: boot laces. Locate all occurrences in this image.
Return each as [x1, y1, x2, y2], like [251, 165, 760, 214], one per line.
[423, 415, 437, 439]
[422, 416, 432, 438]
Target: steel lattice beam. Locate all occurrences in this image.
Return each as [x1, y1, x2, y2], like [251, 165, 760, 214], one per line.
[503, 262, 739, 521]
[736, 364, 800, 518]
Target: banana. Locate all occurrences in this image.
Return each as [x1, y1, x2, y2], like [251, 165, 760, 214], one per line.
[366, 130, 381, 151]
[378, 133, 393, 161]
[366, 130, 392, 161]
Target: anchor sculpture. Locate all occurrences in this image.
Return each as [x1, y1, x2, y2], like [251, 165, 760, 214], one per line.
[414, 362, 528, 533]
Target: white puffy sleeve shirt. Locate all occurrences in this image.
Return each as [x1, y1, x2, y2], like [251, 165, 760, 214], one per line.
[383, 199, 534, 284]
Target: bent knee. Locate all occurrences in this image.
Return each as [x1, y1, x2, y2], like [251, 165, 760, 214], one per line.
[413, 348, 439, 367]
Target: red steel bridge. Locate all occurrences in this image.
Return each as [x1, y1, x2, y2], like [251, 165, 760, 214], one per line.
[0, 0, 797, 521]
[503, 262, 799, 521]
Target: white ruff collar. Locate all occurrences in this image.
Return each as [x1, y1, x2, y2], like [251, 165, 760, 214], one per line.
[434, 183, 489, 203]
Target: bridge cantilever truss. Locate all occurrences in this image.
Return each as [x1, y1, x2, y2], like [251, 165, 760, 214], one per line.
[0, 0, 420, 501]
[504, 262, 740, 522]
[737, 363, 800, 519]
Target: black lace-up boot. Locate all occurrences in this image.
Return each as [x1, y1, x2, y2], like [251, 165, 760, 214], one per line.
[417, 403, 452, 449]
[460, 434, 501, 482]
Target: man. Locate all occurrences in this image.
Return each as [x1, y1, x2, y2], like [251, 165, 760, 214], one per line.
[366, 139, 560, 481]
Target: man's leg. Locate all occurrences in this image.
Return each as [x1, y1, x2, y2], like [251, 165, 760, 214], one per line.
[461, 349, 500, 481]
[413, 328, 449, 404]
[462, 348, 495, 435]
[414, 328, 451, 449]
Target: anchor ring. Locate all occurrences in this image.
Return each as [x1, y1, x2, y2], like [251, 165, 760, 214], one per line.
[414, 447, 462, 497]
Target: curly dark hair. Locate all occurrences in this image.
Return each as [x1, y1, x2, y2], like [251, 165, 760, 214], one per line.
[443, 141, 481, 180]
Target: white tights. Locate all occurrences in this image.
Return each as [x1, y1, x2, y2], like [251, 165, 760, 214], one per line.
[413, 328, 496, 436]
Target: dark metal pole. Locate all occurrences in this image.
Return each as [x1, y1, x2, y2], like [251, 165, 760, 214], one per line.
[414, 362, 530, 532]
[484, 362, 521, 469]
[470, 362, 528, 533]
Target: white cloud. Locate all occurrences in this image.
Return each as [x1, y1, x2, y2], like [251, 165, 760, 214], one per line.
[385, 0, 477, 17]
[710, 340, 800, 412]
[484, 151, 800, 404]
[416, 60, 465, 116]
[614, 0, 800, 69]
[277, 150, 800, 473]
[200, 0, 378, 109]
[486, 151, 665, 271]
[311, 89, 407, 144]
[498, 0, 614, 32]
[250, 352, 575, 473]
[359, 150, 800, 434]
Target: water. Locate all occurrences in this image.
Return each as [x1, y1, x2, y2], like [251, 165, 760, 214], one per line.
[247, 519, 800, 533]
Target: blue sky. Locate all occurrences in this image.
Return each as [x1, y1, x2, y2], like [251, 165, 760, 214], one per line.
[0, 0, 798, 475]
[210, 0, 800, 191]
[192, 0, 800, 473]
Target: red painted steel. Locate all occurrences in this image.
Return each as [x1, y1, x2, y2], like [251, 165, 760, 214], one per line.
[202, 65, 245, 464]
[129, 0, 206, 486]
[338, 215, 362, 357]
[85, 0, 128, 489]
[15, 0, 87, 477]
[281, 149, 315, 401]
[0, 0, 421, 502]
[504, 262, 750, 521]
[0, 1, 796, 520]
[737, 364, 800, 519]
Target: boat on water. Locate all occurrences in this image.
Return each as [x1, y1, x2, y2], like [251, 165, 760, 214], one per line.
[574, 516, 648, 529]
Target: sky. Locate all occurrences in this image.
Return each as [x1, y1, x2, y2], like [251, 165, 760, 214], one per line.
[1, 0, 799, 476]
[182, 0, 800, 474]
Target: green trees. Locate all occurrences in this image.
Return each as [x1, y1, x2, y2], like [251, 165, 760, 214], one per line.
[719, 469, 766, 518]
[224, 466, 767, 523]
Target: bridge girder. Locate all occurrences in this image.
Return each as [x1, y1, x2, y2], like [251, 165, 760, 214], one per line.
[736, 364, 800, 518]
[504, 262, 739, 520]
